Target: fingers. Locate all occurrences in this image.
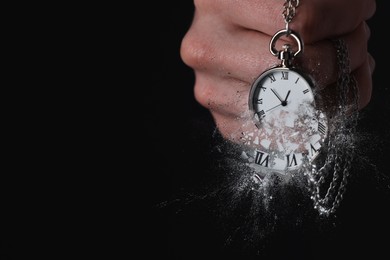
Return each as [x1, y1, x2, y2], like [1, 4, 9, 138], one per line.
[182, 0, 376, 140]
[192, 70, 250, 118]
[320, 54, 374, 115]
[181, 11, 275, 84]
[193, 55, 374, 142]
[182, 18, 371, 90]
[192, 56, 375, 143]
[298, 21, 370, 89]
[192, 56, 374, 121]
[291, 0, 376, 43]
[194, 0, 376, 43]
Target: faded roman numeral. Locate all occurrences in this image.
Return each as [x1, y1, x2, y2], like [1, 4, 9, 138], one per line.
[310, 143, 319, 157]
[281, 72, 288, 80]
[318, 122, 326, 135]
[286, 154, 298, 167]
[267, 74, 276, 83]
[256, 110, 265, 118]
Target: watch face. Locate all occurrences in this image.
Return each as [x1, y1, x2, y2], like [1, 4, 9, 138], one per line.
[247, 67, 328, 173]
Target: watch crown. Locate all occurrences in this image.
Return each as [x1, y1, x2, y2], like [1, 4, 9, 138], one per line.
[278, 44, 293, 67]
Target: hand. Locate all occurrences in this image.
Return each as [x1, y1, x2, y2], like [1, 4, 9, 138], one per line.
[181, 0, 376, 142]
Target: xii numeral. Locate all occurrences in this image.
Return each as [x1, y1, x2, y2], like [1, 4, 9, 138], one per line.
[281, 72, 288, 80]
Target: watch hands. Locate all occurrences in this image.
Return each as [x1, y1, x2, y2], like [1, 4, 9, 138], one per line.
[266, 103, 282, 112]
[271, 88, 284, 103]
[271, 88, 290, 106]
[282, 90, 291, 106]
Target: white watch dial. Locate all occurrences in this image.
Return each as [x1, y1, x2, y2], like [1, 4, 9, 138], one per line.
[248, 67, 328, 173]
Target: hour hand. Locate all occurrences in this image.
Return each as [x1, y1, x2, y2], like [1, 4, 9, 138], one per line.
[284, 90, 291, 102]
[281, 90, 291, 106]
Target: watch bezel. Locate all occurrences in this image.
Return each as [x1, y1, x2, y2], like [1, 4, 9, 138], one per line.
[246, 65, 329, 173]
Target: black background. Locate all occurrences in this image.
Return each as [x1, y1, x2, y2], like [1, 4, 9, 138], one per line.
[146, 1, 390, 259]
[3, 1, 388, 259]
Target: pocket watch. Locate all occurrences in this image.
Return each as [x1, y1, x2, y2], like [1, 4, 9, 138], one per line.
[247, 29, 328, 175]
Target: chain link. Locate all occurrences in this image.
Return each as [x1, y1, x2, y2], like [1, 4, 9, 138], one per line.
[304, 39, 359, 216]
[253, 1, 358, 216]
[281, 2, 359, 216]
[283, 0, 300, 32]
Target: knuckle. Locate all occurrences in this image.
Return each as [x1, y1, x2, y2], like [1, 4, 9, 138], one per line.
[193, 0, 219, 13]
[193, 80, 214, 110]
[180, 29, 216, 71]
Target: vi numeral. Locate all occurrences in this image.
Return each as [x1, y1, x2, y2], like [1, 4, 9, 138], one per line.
[286, 154, 298, 167]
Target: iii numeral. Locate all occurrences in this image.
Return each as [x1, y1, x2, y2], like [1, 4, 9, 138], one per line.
[318, 122, 326, 135]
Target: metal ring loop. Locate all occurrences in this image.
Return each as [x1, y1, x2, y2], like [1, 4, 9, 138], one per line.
[269, 29, 303, 57]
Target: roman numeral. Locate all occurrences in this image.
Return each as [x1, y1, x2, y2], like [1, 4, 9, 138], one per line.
[255, 151, 269, 167]
[303, 89, 309, 94]
[318, 122, 326, 135]
[295, 78, 300, 84]
[256, 110, 265, 118]
[281, 72, 288, 80]
[256, 98, 263, 104]
[310, 143, 319, 157]
[267, 74, 276, 83]
[286, 154, 298, 167]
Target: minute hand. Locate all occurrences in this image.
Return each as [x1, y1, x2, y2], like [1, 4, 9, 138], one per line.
[271, 88, 284, 103]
